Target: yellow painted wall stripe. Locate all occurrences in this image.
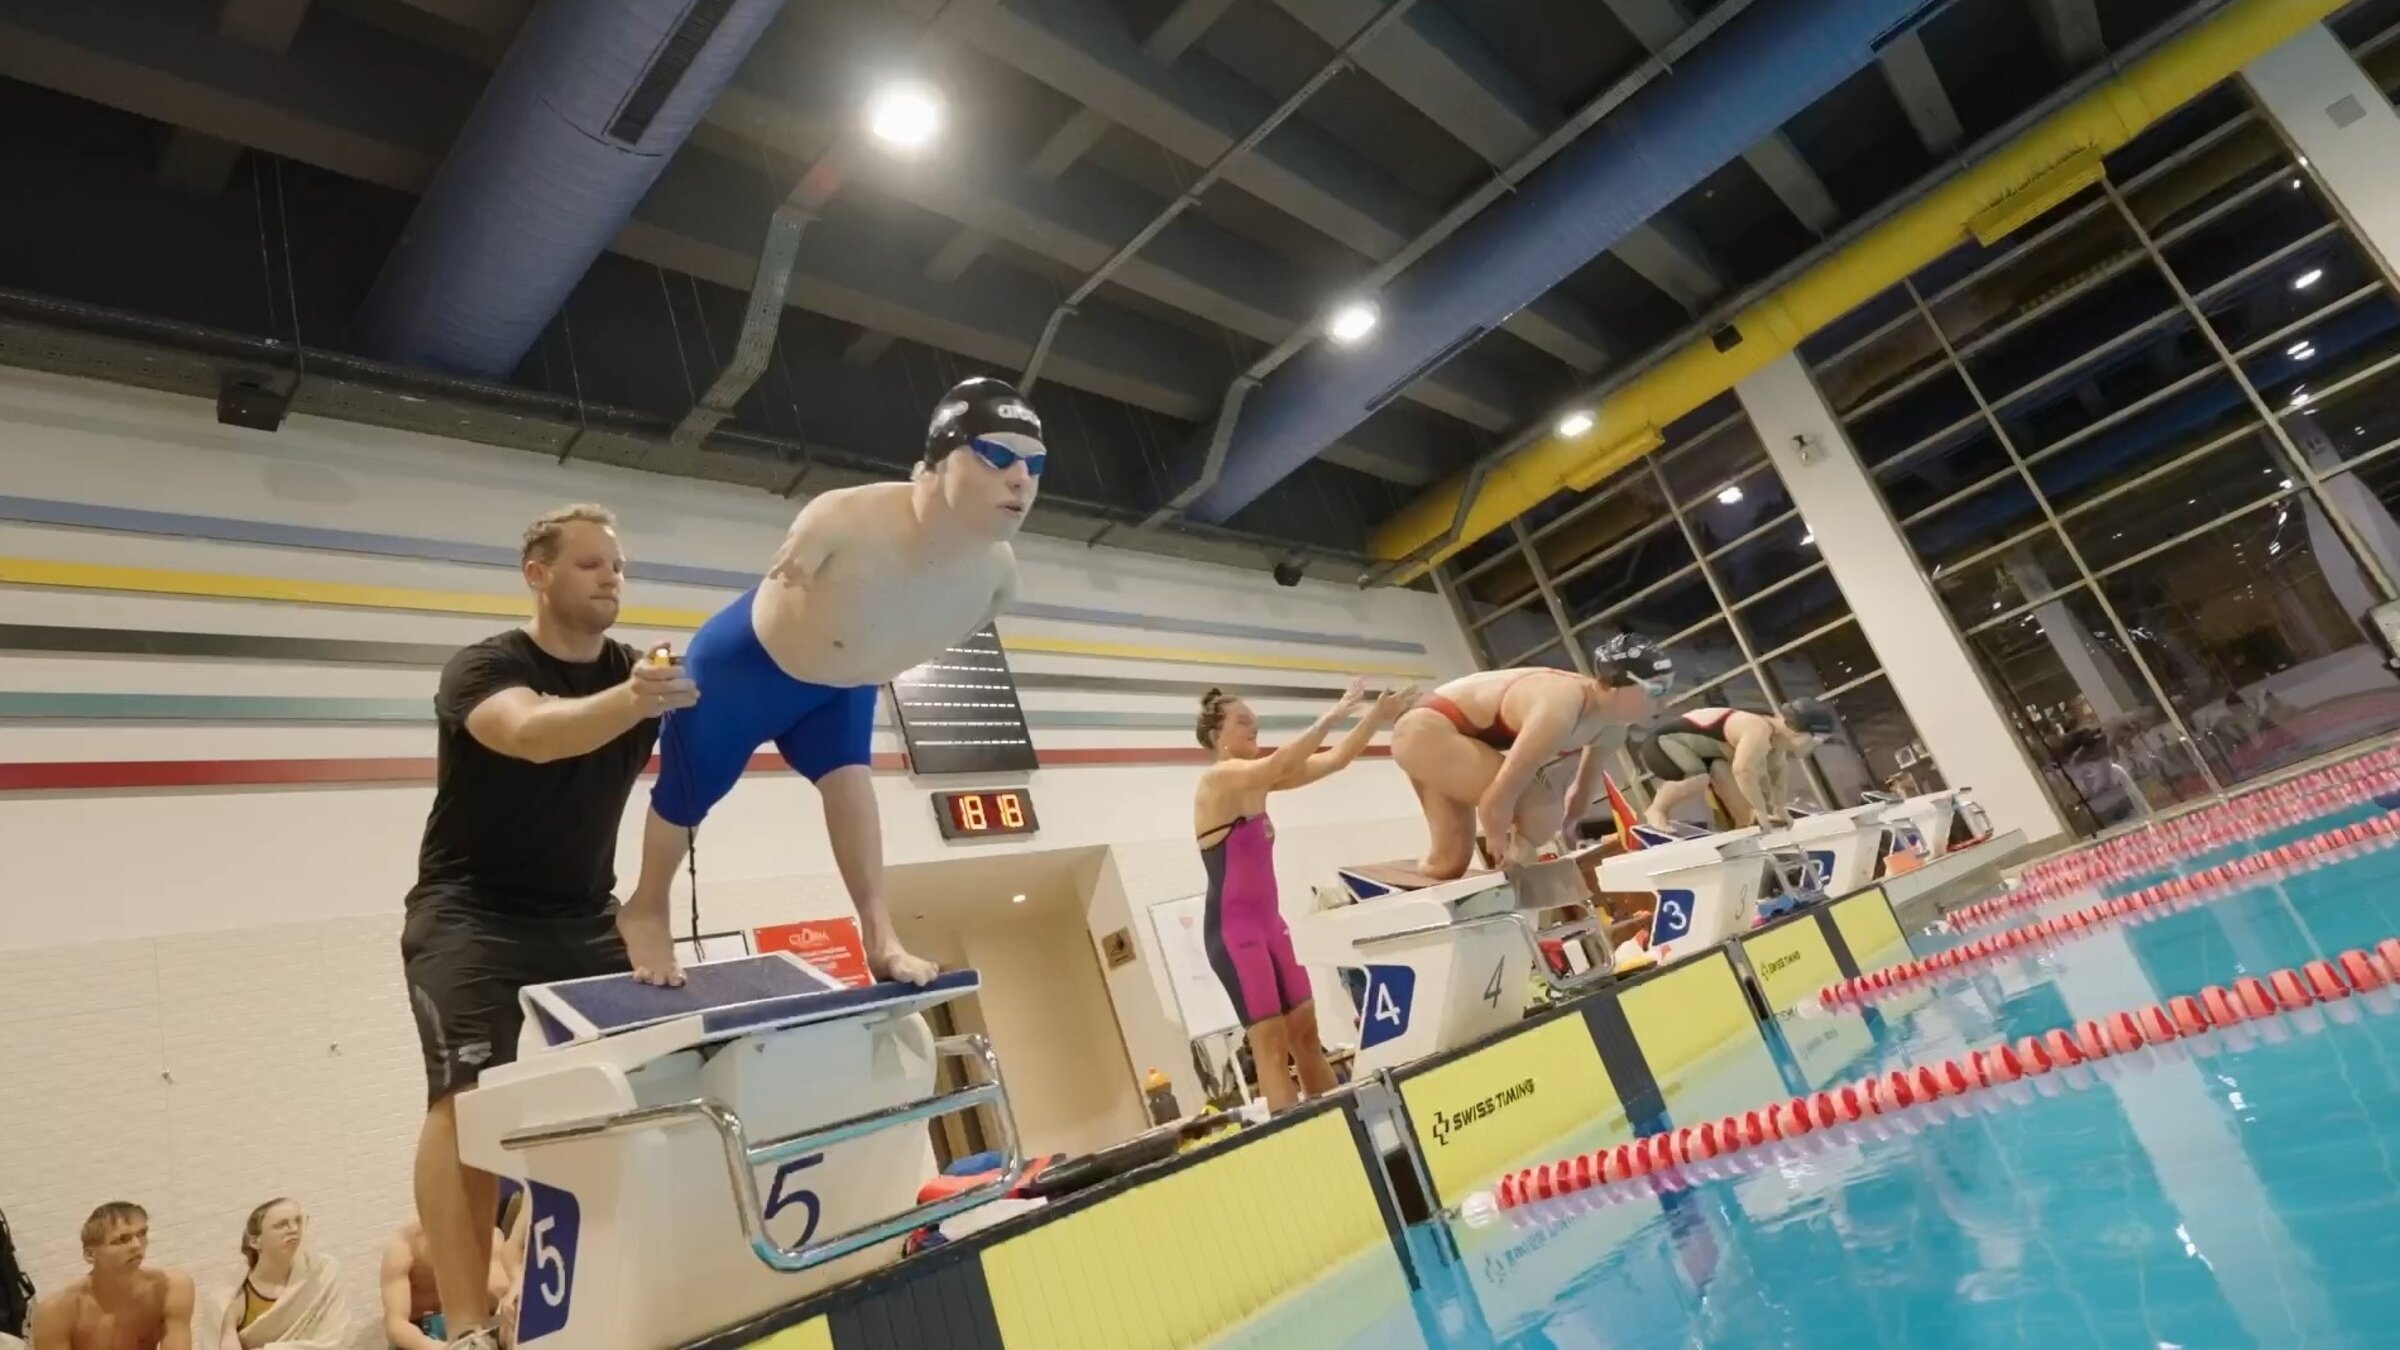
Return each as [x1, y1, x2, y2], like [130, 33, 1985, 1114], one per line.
[1619, 951, 1760, 1088]
[0, 556, 1434, 676]
[980, 1112, 1391, 1350]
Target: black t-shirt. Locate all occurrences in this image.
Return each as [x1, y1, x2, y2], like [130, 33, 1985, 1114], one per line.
[408, 630, 658, 919]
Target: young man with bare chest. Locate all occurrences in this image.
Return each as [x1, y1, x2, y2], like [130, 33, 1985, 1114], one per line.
[620, 376, 1042, 987]
[31, 1205, 192, 1350]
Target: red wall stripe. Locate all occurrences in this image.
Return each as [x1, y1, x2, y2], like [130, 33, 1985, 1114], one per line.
[0, 746, 1389, 792]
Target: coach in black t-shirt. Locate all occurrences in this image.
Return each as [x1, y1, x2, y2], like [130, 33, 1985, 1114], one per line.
[398, 503, 696, 1350]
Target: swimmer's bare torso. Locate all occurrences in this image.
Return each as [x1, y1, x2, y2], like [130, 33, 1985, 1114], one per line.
[1416, 668, 1621, 760]
[750, 482, 1017, 687]
[38, 1271, 178, 1350]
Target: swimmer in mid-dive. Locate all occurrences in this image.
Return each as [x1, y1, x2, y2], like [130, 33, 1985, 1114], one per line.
[1390, 635, 1673, 880]
[1194, 678, 1414, 1111]
[623, 376, 1044, 988]
[1636, 699, 1839, 831]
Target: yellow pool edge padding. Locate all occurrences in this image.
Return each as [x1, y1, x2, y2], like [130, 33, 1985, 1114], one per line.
[0, 556, 1435, 677]
[1739, 914, 1846, 1013]
[734, 1318, 832, 1350]
[1618, 948, 1760, 1091]
[1395, 1011, 1622, 1205]
[978, 1110, 1396, 1350]
[1831, 885, 1914, 971]
[1371, 0, 2350, 576]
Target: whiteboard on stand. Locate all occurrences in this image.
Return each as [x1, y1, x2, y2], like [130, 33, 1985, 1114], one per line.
[1149, 894, 1242, 1041]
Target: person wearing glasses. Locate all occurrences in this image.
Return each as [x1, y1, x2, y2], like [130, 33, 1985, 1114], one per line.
[622, 376, 1044, 989]
[1390, 634, 1674, 880]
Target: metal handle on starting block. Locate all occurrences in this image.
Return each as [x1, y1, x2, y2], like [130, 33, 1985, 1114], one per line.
[499, 1034, 1023, 1274]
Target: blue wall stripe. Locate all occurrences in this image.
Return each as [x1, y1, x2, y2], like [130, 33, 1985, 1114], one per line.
[0, 691, 1322, 731]
[0, 495, 1427, 655]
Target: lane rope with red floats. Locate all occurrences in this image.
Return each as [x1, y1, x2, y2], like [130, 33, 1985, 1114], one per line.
[1474, 939, 2400, 1218]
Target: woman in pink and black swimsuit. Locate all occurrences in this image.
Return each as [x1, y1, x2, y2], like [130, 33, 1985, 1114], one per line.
[1193, 677, 1413, 1112]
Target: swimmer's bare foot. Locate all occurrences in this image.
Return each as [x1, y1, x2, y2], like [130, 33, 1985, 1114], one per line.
[869, 941, 940, 987]
[617, 905, 685, 987]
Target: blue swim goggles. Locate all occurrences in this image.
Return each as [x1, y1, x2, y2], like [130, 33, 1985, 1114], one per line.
[969, 435, 1046, 477]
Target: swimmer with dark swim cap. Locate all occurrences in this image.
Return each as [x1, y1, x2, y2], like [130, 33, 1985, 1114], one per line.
[1634, 698, 1839, 831]
[1389, 633, 1675, 879]
[620, 376, 1044, 987]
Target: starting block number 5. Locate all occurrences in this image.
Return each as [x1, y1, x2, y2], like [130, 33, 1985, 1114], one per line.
[517, 1181, 581, 1343]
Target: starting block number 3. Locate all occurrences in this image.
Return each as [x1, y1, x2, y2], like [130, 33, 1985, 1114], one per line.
[517, 1181, 581, 1343]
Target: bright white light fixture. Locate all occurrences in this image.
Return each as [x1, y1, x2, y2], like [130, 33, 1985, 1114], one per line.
[2294, 268, 2325, 290]
[1327, 299, 1380, 345]
[1800, 531, 1816, 546]
[866, 79, 944, 151]
[2288, 340, 2315, 358]
[1010, 893, 1026, 905]
[1716, 485, 1744, 506]
[1555, 409, 1596, 438]
[2290, 388, 2312, 408]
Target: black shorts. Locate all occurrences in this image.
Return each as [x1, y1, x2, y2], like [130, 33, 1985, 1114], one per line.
[1637, 733, 1719, 783]
[401, 899, 630, 1103]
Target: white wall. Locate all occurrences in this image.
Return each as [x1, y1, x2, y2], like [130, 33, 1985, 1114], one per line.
[0, 366, 1473, 1340]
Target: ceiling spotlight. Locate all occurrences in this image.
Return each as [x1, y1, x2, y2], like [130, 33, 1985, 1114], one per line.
[1327, 299, 1380, 345]
[1010, 893, 1026, 905]
[1555, 409, 1596, 439]
[2288, 340, 2315, 359]
[1717, 485, 1745, 506]
[2293, 268, 2325, 291]
[1800, 531, 1816, 546]
[866, 79, 944, 152]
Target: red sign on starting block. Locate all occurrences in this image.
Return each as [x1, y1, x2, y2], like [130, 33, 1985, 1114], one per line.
[752, 918, 872, 989]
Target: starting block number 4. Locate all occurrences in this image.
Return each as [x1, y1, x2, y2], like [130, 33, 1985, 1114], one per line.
[1358, 964, 1418, 1050]
[517, 1181, 581, 1343]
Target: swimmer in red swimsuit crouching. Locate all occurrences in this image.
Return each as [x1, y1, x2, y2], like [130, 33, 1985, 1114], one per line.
[1391, 634, 1672, 879]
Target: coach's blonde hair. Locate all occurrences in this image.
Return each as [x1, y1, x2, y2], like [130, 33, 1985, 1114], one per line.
[521, 503, 618, 565]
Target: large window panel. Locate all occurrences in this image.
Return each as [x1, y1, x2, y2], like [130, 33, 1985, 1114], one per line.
[1557, 527, 1697, 629]
[1669, 670, 1772, 716]
[1450, 529, 1520, 577]
[2123, 111, 2285, 237]
[2099, 504, 2400, 783]
[1906, 476, 2050, 573]
[2026, 373, 2261, 511]
[2157, 172, 2338, 296]
[1878, 420, 2016, 519]
[1515, 640, 1578, 672]
[1735, 567, 1852, 653]
[1766, 619, 1881, 696]
[2199, 231, 2387, 353]
[1710, 518, 1822, 604]
[2323, 453, 2400, 585]
[1812, 310, 1949, 418]
[1532, 476, 1672, 579]
[1967, 586, 2208, 824]
[1817, 676, 1946, 804]
[1960, 262, 2181, 404]
[1842, 367, 1981, 468]
[1660, 620, 1749, 693]
[2061, 428, 2288, 572]
[1990, 315, 2220, 459]
[1927, 199, 2143, 352]
[1934, 527, 2080, 627]
[1484, 604, 1566, 666]
[1458, 552, 1541, 616]
[1592, 565, 1723, 642]
[2247, 293, 2400, 433]
[1685, 466, 1794, 551]
[1660, 416, 1769, 507]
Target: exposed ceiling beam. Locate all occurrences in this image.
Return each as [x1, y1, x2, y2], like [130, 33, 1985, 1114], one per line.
[1268, 0, 1635, 358]
[1877, 29, 1964, 154]
[157, 0, 316, 193]
[1598, 0, 1841, 236]
[2027, 0, 2106, 70]
[875, 0, 1602, 378]
[0, 0, 1442, 485]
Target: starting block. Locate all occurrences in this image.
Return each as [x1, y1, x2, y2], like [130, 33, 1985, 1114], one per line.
[452, 954, 1023, 1349]
[1867, 789, 1988, 862]
[1760, 804, 1895, 897]
[1290, 850, 1615, 1075]
[1599, 828, 1777, 965]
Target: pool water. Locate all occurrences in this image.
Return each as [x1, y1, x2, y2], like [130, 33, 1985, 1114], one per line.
[1287, 814, 2400, 1350]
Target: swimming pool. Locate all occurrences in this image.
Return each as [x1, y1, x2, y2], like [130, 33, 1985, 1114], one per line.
[1274, 801, 2400, 1349]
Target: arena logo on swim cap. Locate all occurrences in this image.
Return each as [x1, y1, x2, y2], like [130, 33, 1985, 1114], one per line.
[991, 399, 1038, 427]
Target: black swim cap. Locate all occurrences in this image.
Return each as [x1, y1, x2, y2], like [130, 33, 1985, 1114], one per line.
[925, 376, 1044, 466]
[1784, 698, 1839, 737]
[1592, 632, 1674, 692]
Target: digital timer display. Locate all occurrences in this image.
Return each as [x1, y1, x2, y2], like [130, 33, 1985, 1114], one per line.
[931, 788, 1040, 840]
